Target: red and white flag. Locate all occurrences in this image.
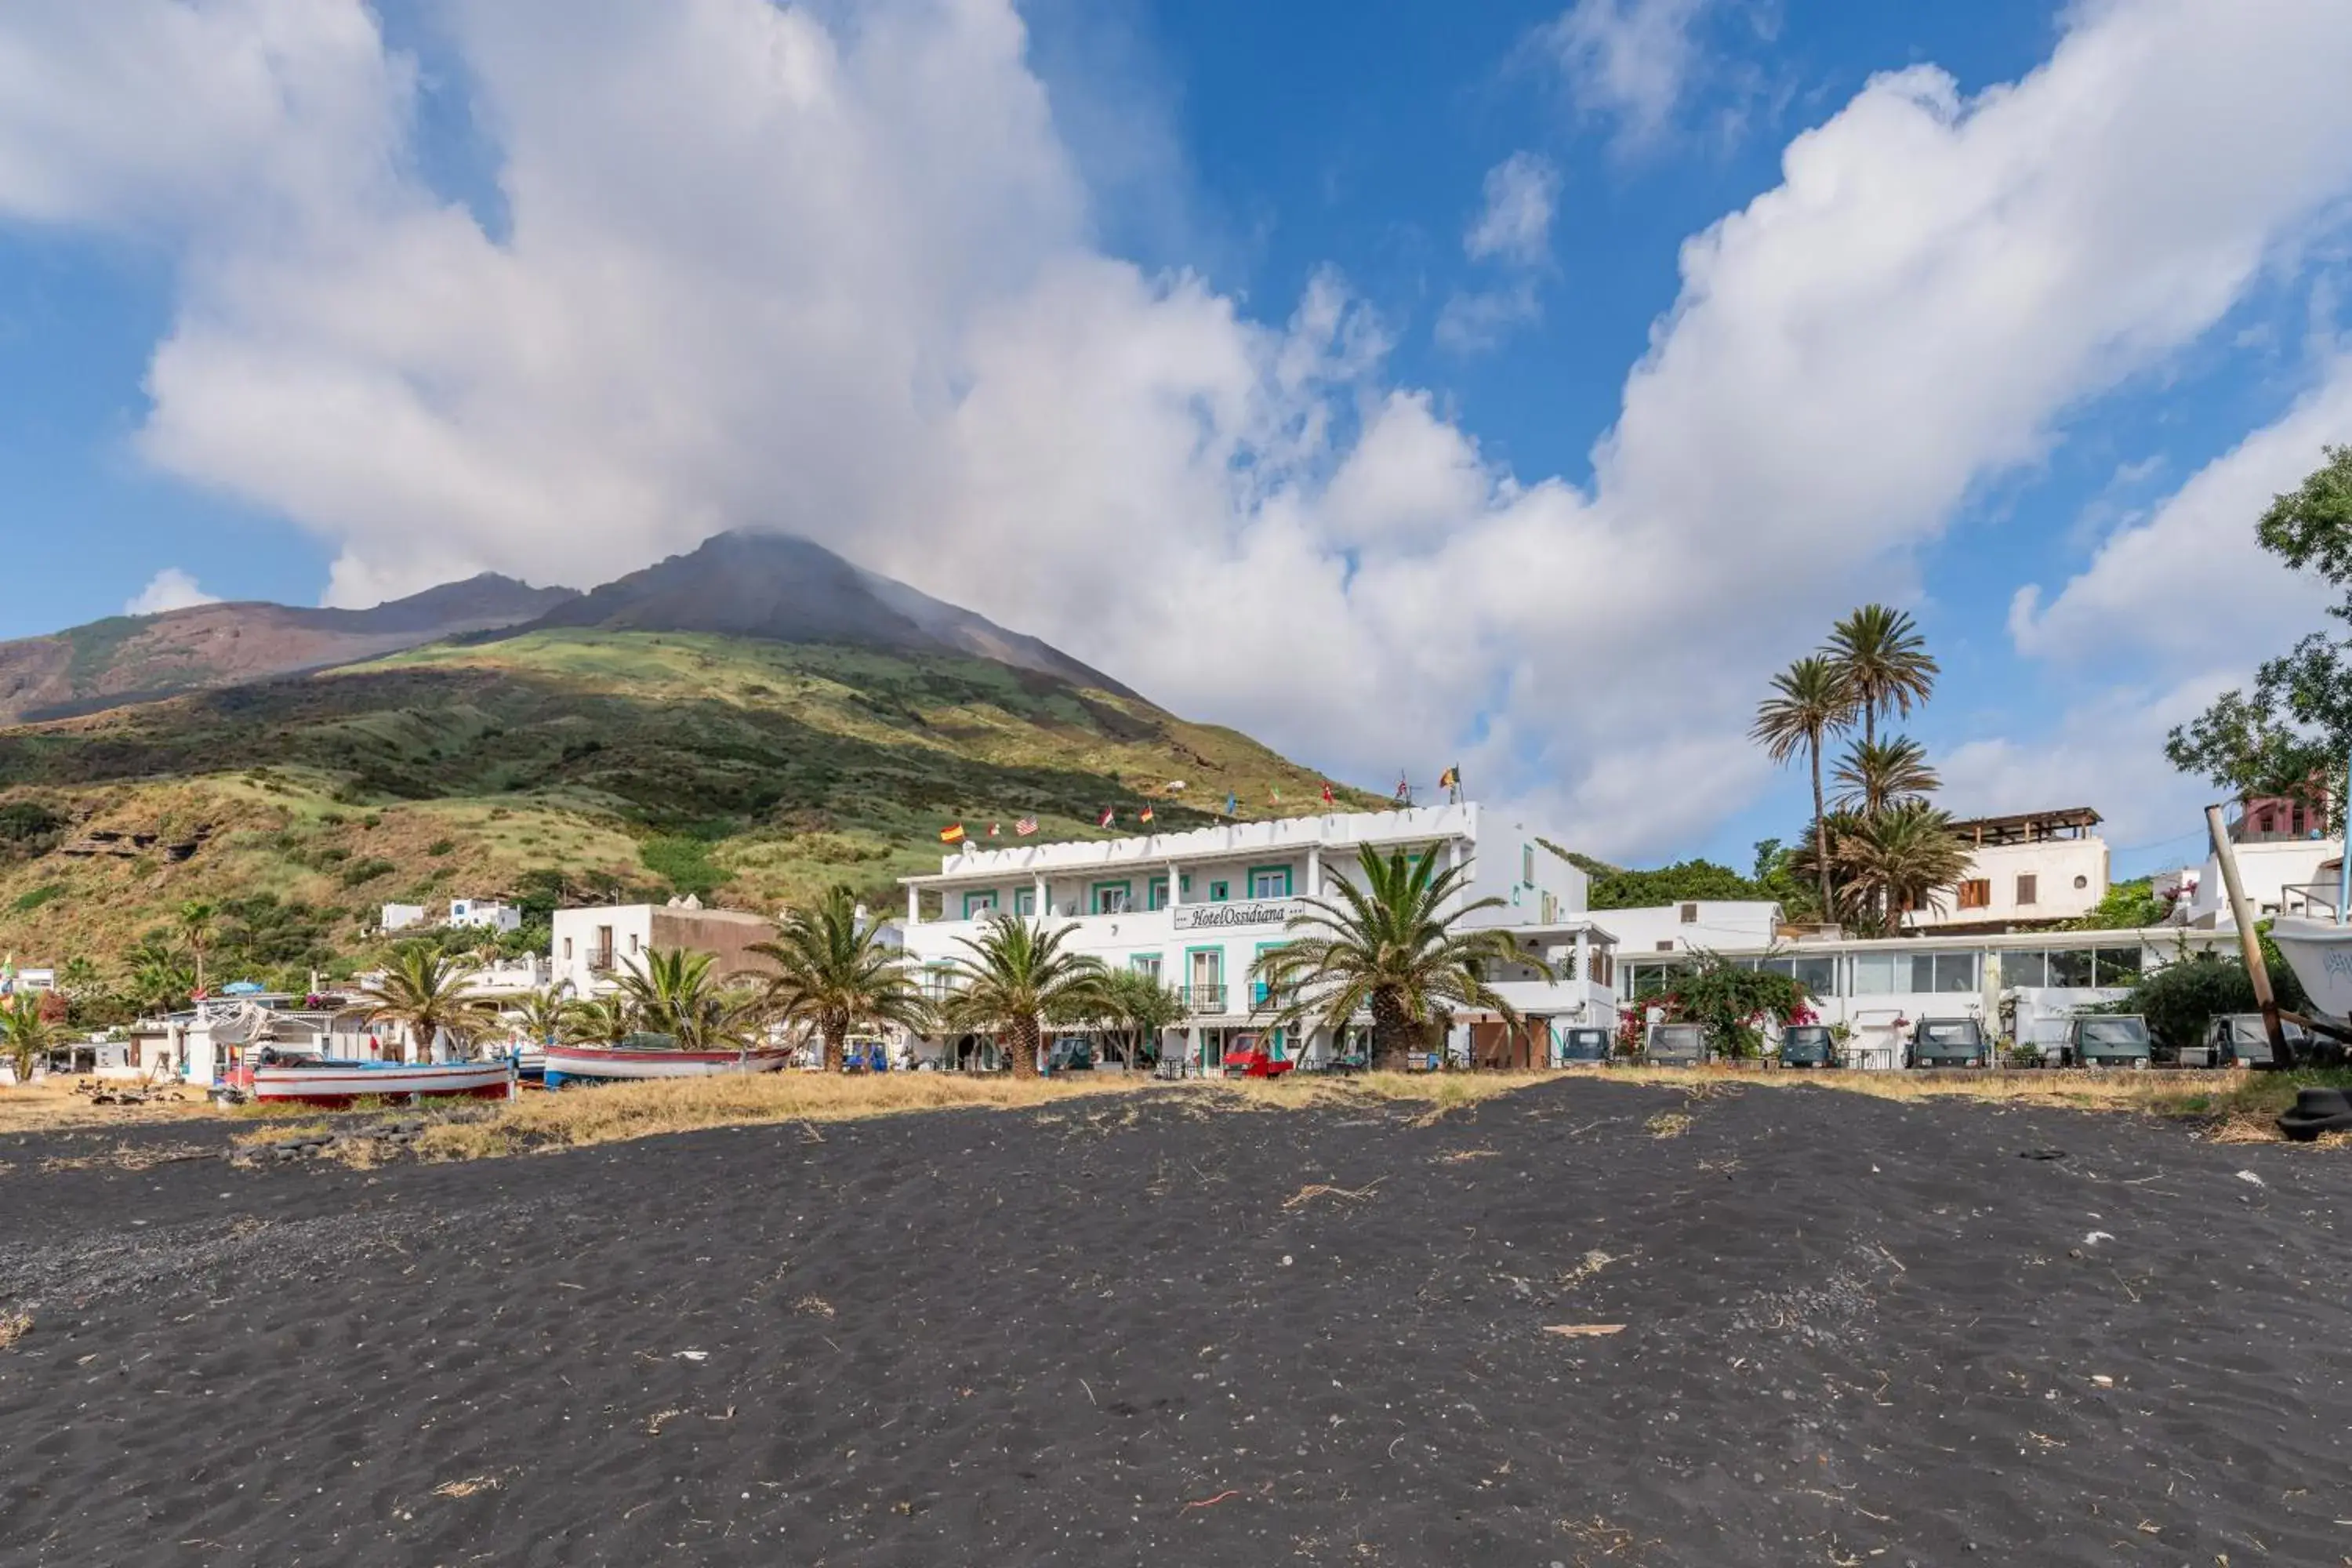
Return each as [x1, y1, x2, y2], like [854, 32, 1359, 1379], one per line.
[989, 822, 1001, 837]
[1015, 817, 1039, 837]
[1097, 807, 1115, 828]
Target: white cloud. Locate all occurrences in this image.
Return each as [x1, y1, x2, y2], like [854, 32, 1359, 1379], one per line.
[1465, 151, 1559, 266]
[1434, 281, 1543, 357]
[124, 567, 220, 616]
[1537, 0, 1714, 147]
[5, 0, 2352, 861]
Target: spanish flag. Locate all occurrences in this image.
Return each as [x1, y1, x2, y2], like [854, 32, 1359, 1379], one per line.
[939, 822, 967, 844]
[1438, 764, 1461, 792]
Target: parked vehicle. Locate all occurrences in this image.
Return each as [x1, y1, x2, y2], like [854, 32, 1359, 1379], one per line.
[1557, 1026, 1613, 1064]
[1222, 1040, 1294, 1079]
[1777, 1024, 1838, 1069]
[2204, 1013, 2308, 1069]
[1044, 1037, 1096, 1073]
[1644, 1022, 1708, 1066]
[1907, 1017, 1989, 1069]
[2063, 1014, 2152, 1069]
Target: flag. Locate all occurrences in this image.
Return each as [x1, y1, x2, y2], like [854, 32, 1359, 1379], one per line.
[939, 822, 966, 844]
[1321, 782, 1334, 807]
[1394, 773, 1411, 804]
[988, 822, 1001, 837]
[1015, 817, 1039, 837]
[1098, 806, 1115, 828]
[1225, 791, 1238, 816]
[1139, 804, 1155, 824]
[1438, 764, 1461, 792]
[1269, 786, 1282, 805]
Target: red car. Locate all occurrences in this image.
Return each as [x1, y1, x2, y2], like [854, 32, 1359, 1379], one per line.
[1223, 1042, 1294, 1078]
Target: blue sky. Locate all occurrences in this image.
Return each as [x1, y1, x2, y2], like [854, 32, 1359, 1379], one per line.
[2, 0, 2350, 873]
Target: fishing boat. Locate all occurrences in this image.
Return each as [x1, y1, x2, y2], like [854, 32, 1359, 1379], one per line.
[244, 1055, 517, 1106]
[543, 1036, 795, 1088]
[2263, 913, 2352, 1019]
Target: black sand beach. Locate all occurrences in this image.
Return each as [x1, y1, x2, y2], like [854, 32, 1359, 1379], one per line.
[2, 1078, 2347, 1566]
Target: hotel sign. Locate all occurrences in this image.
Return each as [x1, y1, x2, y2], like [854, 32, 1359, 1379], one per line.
[1172, 899, 1300, 933]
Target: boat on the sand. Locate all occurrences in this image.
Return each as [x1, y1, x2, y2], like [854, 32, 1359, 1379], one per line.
[543, 1039, 795, 1088]
[2264, 913, 2352, 1019]
[243, 1056, 517, 1105]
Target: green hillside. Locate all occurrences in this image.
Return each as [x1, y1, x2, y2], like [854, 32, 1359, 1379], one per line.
[0, 630, 1377, 982]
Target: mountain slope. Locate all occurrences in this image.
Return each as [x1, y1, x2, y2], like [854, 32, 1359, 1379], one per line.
[514, 532, 1133, 695]
[0, 630, 1374, 978]
[0, 574, 579, 724]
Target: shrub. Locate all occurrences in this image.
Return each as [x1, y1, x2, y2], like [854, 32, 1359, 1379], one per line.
[426, 838, 456, 856]
[9, 883, 62, 914]
[339, 857, 398, 887]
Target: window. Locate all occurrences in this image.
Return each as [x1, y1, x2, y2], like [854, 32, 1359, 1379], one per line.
[1523, 844, 1535, 884]
[1679, 902, 1699, 924]
[2002, 950, 2046, 988]
[1209, 880, 1230, 902]
[629, 933, 641, 953]
[1092, 882, 1133, 915]
[2095, 947, 2143, 985]
[1957, 879, 1991, 910]
[1852, 952, 1976, 993]
[964, 891, 998, 920]
[2293, 804, 2307, 836]
[2045, 948, 2095, 988]
[1146, 877, 1169, 911]
[1131, 954, 1162, 980]
[1655, 940, 1675, 952]
[1014, 889, 1036, 916]
[1248, 866, 1292, 899]
[2072, 874, 2088, 891]
[2016, 873, 2038, 906]
[562, 937, 574, 960]
[1757, 955, 1838, 996]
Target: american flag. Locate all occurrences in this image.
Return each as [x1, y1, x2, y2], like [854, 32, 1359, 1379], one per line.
[1014, 817, 1038, 837]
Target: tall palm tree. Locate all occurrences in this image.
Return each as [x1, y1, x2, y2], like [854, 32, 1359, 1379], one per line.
[359, 944, 498, 1062]
[1825, 604, 1937, 747]
[1092, 966, 1189, 1073]
[1251, 845, 1546, 1073]
[613, 947, 758, 1052]
[1831, 735, 1940, 818]
[1839, 800, 1972, 932]
[0, 992, 61, 1083]
[124, 938, 194, 1015]
[1751, 655, 1857, 921]
[938, 915, 1107, 1079]
[750, 886, 931, 1072]
[510, 987, 572, 1050]
[176, 900, 218, 996]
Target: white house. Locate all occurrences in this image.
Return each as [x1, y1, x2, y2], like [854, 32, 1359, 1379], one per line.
[380, 902, 430, 933]
[549, 902, 779, 996]
[896, 803, 1620, 1072]
[1600, 900, 1784, 957]
[383, 898, 526, 935]
[1906, 808, 2109, 930]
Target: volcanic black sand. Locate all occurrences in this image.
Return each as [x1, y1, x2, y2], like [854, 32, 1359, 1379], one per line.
[2, 1079, 2348, 1566]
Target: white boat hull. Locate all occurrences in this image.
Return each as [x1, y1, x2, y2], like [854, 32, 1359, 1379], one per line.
[2263, 915, 2352, 1019]
[543, 1046, 793, 1086]
[249, 1060, 516, 1104]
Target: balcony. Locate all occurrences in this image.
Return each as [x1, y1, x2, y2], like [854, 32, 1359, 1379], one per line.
[1181, 984, 1228, 1014]
[587, 949, 615, 975]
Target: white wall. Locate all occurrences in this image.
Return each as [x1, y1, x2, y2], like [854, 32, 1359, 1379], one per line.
[1911, 837, 2108, 927]
[550, 906, 657, 996]
[1602, 901, 1783, 957]
[2183, 837, 2343, 924]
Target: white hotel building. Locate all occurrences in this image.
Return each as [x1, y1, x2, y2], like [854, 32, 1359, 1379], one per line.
[897, 804, 1622, 1071]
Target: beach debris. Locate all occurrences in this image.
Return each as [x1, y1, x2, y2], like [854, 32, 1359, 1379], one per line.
[1281, 1179, 1380, 1209]
[1280, 1254, 1294, 1266]
[430, 1475, 503, 1498]
[793, 1294, 837, 1319]
[1645, 1112, 1692, 1139]
[2017, 1148, 2069, 1160]
[2089, 1374, 2114, 1388]
[1436, 1149, 1500, 1163]
[2082, 1231, 2115, 1247]
[673, 1350, 708, 1362]
[1181, 1489, 1241, 1512]
[1559, 1250, 1617, 1287]
[645, 1408, 688, 1436]
[2234, 1170, 2265, 1187]
[1542, 1323, 1627, 1338]
[0, 1311, 31, 1350]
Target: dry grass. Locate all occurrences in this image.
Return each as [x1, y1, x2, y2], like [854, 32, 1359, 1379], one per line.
[411, 1071, 1154, 1161]
[0, 1311, 30, 1350]
[230, 1120, 331, 1149]
[0, 1081, 213, 1136]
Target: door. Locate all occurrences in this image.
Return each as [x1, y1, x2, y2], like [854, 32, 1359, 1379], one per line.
[1189, 949, 1222, 1013]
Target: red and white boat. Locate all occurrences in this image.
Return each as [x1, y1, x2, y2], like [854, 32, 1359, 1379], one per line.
[543, 1042, 795, 1087]
[243, 1057, 517, 1105]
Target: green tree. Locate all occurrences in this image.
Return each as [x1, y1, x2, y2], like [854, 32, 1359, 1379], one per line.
[557, 995, 635, 1046]
[358, 944, 499, 1062]
[1835, 800, 1973, 934]
[2066, 877, 2172, 931]
[1251, 844, 1543, 1073]
[750, 885, 930, 1072]
[123, 938, 194, 1015]
[1751, 655, 1857, 921]
[1825, 604, 1938, 747]
[1639, 949, 1813, 1058]
[938, 915, 1106, 1079]
[612, 947, 758, 1052]
[0, 992, 63, 1083]
[1091, 965, 1188, 1073]
[1831, 735, 1940, 818]
[176, 900, 218, 995]
[2169, 446, 2352, 805]
[510, 987, 572, 1048]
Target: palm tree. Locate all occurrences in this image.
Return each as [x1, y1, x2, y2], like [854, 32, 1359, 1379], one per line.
[1751, 655, 1857, 922]
[557, 994, 635, 1046]
[0, 992, 61, 1084]
[613, 947, 758, 1052]
[1831, 736, 1940, 818]
[176, 900, 218, 996]
[1092, 966, 1189, 1073]
[1838, 800, 1972, 932]
[1825, 604, 1937, 747]
[1250, 844, 1546, 1072]
[938, 915, 1107, 1079]
[510, 987, 572, 1051]
[749, 886, 930, 1072]
[359, 944, 498, 1062]
[124, 938, 194, 1015]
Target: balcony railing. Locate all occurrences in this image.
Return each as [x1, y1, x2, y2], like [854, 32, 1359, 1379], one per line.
[586, 949, 615, 974]
[1182, 984, 1228, 1014]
